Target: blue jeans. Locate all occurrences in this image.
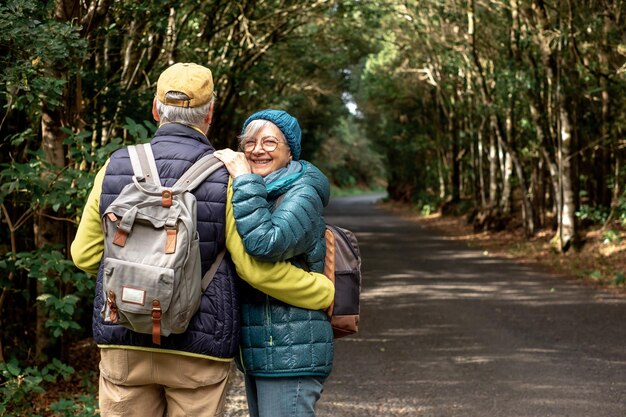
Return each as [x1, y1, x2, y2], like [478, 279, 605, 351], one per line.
[244, 374, 325, 417]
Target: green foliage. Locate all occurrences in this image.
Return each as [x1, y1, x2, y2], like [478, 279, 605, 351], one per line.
[2, 152, 73, 213]
[575, 203, 610, 225]
[420, 203, 436, 216]
[589, 270, 603, 281]
[0, 357, 74, 416]
[47, 368, 99, 417]
[352, 0, 625, 247]
[123, 117, 156, 144]
[354, 3, 453, 202]
[1, 246, 93, 345]
[616, 196, 626, 227]
[314, 117, 385, 189]
[0, 117, 154, 353]
[0, 0, 86, 124]
[2, 153, 88, 226]
[412, 192, 444, 216]
[0, 120, 153, 411]
[48, 395, 99, 417]
[601, 229, 621, 245]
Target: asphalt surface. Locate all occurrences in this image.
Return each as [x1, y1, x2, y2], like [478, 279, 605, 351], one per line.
[226, 194, 626, 417]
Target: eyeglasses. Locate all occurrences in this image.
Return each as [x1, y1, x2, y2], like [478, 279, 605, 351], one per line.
[240, 136, 283, 152]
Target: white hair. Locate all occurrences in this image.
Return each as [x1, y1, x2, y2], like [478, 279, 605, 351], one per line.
[155, 92, 213, 126]
[238, 119, 286, 145]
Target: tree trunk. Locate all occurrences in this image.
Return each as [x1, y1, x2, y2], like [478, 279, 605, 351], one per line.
[604, 154, 621, 228]
[531, 158, 546, 228]
[488, 126, 498, 206]
[510, 150, 535, 236]
[555, 104, 576, 251]
[38, 104, 70, 361]
[496, 116, 536, 236]
[450, 101, 461, 203]
[597, 14, 611, 208]
[540, 146, 560, 226]
[492, 115, 511, 215]
[34, 0, 94, 362]
[527, 0, 577, 250]
[477, 118, 487, 209]
[438, 148, 446, 200]
[499, 145, 513, 215]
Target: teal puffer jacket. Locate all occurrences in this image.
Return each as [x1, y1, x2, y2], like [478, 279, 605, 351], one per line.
[232, 161, 334, 377]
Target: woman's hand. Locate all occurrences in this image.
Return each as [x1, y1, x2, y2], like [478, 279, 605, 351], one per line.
[213, 149, 252, 178]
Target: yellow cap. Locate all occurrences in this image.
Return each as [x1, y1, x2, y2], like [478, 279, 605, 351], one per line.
[156, 63, 214, 108]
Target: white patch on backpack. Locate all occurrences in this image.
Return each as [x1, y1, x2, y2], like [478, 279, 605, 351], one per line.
[121, 287, 146, 305]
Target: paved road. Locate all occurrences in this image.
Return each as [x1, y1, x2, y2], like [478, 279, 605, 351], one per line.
[227, 194, 626, 417]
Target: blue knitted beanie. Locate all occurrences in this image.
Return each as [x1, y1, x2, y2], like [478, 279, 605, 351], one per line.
[242, 109, 302, 160]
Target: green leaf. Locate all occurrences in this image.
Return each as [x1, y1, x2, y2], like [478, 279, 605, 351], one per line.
[7, 362, 21, 377]
[49, 398, 75, 412]
[589, 271, 603, 281]
[36, 293, 53, 302]
[23, 375, 43, 387]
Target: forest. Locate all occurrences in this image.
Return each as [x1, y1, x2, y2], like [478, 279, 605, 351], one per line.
[1, 0, 624, 415]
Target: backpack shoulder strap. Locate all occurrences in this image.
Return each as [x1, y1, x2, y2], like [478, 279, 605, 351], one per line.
[201, 249, 226, 291]
[173, 153, 224, 193]
[323, 226, 336, 317]
[128, 143, 161, 185]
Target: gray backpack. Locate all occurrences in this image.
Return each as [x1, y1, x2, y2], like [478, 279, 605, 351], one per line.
[100, 143, 224, 345]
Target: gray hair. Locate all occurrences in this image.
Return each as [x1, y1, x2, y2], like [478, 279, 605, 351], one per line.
[238, 119, 286, 145]
[155, 92, 213, 126]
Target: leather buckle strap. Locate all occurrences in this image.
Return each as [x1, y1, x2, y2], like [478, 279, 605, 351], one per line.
[112, 228, 129, 247]
[323, 228, 336, 317]
[165, 228, 177, 254]
[151, 299, 162, 345]
[107, 290, 118, 322]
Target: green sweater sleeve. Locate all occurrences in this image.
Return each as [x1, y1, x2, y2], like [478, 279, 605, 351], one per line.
[70, 162, 108, 275]
[225, 179, 334, 310]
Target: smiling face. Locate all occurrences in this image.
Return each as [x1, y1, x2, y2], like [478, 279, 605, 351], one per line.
[241, 122, 292, 177]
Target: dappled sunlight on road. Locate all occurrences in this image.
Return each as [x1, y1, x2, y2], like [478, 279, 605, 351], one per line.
[318, 194, 626, 417]
[320, 397, 432, 416]
[361, 278, 588, 306]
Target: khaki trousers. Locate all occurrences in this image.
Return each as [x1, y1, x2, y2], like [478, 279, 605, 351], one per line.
[98, 348, 231, 417]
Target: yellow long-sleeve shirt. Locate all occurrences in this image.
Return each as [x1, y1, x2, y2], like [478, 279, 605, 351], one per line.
[70, 162, 334, 310]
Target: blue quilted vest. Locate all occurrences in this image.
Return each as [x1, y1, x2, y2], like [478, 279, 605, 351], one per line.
[93, 123, 240, 359]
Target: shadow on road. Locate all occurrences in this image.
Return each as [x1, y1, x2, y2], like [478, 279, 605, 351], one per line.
[315, 194, 626, 417]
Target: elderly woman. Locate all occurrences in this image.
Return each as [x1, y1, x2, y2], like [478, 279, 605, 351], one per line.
[214, 109, 333, 417]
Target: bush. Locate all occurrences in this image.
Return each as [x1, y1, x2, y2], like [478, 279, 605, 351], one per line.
[0, 357, 74, 416]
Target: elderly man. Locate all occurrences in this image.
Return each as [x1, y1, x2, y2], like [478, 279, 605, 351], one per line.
[71, 62, 334, 417]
